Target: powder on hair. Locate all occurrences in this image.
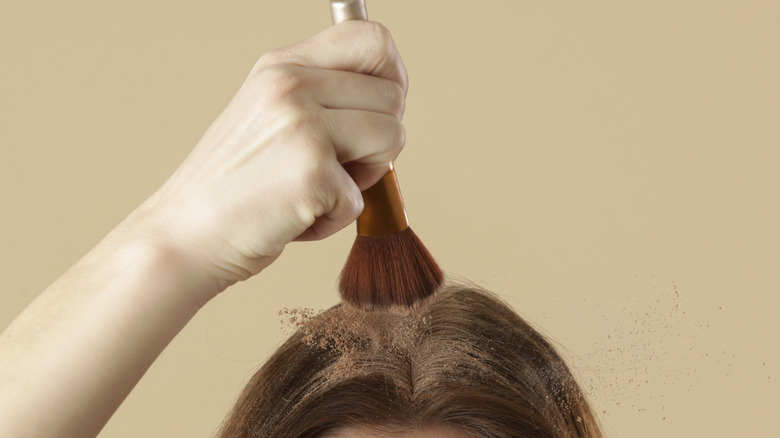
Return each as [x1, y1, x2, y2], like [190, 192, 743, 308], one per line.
[216, 283, 605, 438]
[280, 301, 436, 382]
[282, 303, 429, 354]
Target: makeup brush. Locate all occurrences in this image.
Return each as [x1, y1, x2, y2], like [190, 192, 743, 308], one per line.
[331, 0, 443, 308]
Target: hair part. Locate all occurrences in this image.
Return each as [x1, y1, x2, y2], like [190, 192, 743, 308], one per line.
[218, 282, 602, 437]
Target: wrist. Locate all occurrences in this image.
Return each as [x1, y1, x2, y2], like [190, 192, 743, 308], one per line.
[118, 186, 284, 297]
[0, 211, 222, 438]
[102, 220, 227, 308]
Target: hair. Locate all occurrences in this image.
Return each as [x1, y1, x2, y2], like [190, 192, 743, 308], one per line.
[217, 282, 602, 437]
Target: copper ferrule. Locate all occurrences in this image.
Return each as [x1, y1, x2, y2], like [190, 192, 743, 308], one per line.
[330, 0, 368, 24]
[357, 164, 410, 236]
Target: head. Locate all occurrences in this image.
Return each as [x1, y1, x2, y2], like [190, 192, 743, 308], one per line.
[217, 282, 601, 437]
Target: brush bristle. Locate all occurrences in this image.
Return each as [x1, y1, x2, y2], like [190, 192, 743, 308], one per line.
[338, 227, 444, 308]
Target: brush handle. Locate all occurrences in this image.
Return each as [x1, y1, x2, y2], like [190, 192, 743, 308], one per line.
[330, 0, 368, 23]
[329, 0, 410, 236]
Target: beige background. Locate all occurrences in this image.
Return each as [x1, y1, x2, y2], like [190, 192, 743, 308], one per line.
[1, 0, 778, 436]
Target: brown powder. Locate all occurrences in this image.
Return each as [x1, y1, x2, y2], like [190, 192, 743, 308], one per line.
[278, 290, 584, 399]
[540, 276, 737, 421]
[282, 303, 428, 353]
[271, 283, 602, 436]
[279, 300, 434, 381]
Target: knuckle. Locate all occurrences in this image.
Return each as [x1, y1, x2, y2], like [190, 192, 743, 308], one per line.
[364, 21, 394, 53]
[298, 169, 338, 220]
[290, 163, 329, 221]
[298, 152, 327, 186]
[399, 64, 409, 95]
[387, 119, 406, 159]
[255, 64, 306, 104]
[278, 108, 309, 136]
[362, 22, 408, 93]
[289, 127, 331, 179]
[251, 52, 275, 75]
[252, 47, 289, 71]
[395, 121, 406, 154]
[387, 81, 406, 118]
[293, 200, 319, 231]
[343, 191, 364, 221]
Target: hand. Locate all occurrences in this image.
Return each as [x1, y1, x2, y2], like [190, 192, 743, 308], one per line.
[0, 21, 408, 438]
[124, 21, 408, 294]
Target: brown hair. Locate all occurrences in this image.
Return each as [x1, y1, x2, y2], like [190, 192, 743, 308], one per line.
[217, 283, 602, 437]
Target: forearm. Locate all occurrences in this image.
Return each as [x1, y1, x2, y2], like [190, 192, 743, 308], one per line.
[0, 226, 218, 438]
[0, 19, 407, 438]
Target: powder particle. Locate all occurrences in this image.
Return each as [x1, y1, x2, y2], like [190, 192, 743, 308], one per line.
[541, 276, 735, 422]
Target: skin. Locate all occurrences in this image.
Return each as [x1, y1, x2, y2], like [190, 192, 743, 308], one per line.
[0, 20, 407, 438]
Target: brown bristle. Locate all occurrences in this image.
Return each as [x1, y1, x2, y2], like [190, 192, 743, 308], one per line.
[338, 228, 443, 309]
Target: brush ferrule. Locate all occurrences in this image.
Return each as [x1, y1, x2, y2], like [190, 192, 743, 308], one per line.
[330, 1, 407, 237]
[330, 0, 368, 24]
[357, 164, 410, 236]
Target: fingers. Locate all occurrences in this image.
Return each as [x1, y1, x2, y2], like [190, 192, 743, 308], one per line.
[312, 68, 406, 118]
[244, 21, 407, 241]
[245, 62, 405, 184]
[342, 161, 394, 192]
[294, 163, 364, 242]
[324, 108, 405, 166]
[256, 64, 405, 118]
[255, 21, 408, 95]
